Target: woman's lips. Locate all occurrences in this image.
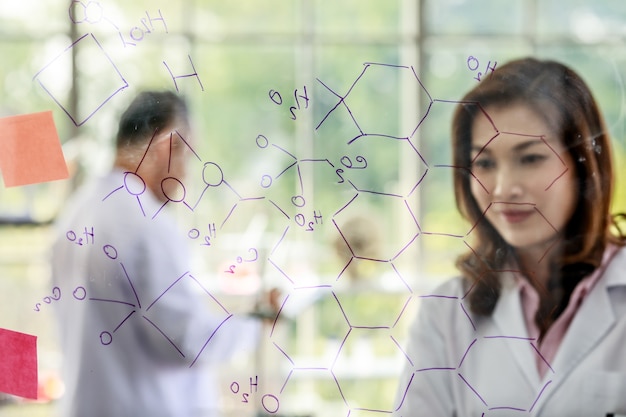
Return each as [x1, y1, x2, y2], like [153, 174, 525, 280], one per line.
[499, 209, 534, 223]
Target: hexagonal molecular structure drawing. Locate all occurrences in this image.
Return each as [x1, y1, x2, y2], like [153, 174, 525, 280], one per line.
[313, 63, 430, 230]
[409, 99, 463, 166]
[277, 367, 350, 416]
[411, 164, 484, 237]
[334, 262, 411, 329]
[333, 191, 420, 262]
[316, 62, 432, 142]
[457, 336, 554, 414]
[393, 265, 558, 416]
[392, 232, 482, 291]
[333, 327, 409, 412]
[337, 134, 428, 196]
[270, 285, 351, 369]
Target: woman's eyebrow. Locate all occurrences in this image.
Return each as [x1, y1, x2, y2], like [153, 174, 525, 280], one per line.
[512, 138, 547, 152]
[470, 138, 551, 155]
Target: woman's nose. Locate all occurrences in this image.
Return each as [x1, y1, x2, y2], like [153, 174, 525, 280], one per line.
[491, 169, 523, 201]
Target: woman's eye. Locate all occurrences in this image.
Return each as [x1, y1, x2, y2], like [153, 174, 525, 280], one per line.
[520, 154, 547, 165]
[472, 158, 495, 170]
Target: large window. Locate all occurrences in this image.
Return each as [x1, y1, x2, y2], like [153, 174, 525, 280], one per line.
[1, 1, 625, 416]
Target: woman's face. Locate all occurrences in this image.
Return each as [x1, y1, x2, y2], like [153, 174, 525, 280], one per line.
[469, 103, 578, 257]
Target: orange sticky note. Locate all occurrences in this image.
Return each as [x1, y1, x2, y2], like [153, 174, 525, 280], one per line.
[0, 111, 69, 187]
[0, 328, 38, 400]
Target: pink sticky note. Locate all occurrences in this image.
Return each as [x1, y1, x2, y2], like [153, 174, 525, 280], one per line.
[0, 111, 69, 187]
[0, 328, 38, 399]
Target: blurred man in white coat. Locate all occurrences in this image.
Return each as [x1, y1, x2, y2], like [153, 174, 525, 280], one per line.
[51, 91, 257, 417]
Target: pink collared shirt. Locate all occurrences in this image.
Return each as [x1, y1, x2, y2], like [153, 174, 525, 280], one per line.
[516, 244, 619, 377]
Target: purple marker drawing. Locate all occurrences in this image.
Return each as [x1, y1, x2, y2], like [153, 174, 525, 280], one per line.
[33, 33, 128, 126]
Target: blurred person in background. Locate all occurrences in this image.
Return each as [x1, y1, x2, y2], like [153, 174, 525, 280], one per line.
[51, 91, 261, 417]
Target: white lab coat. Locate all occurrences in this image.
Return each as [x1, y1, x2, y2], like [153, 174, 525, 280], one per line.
[51, 169, 259, 417]
[393, 246, 626, 417]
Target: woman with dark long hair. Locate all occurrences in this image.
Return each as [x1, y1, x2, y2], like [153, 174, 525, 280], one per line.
[394, 58, 626, 416]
